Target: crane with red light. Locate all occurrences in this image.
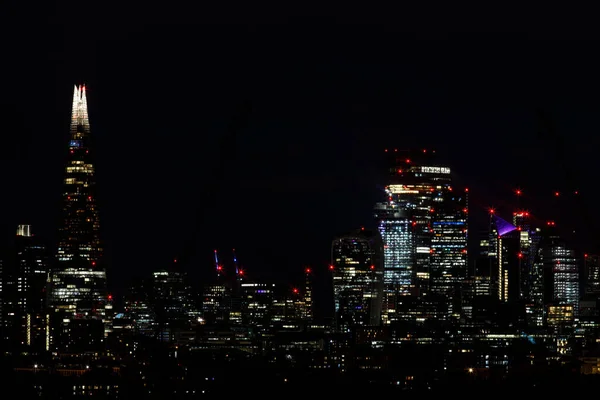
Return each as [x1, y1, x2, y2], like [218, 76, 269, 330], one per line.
[214, 249, 223, 278]
[233, 248, 245, 283]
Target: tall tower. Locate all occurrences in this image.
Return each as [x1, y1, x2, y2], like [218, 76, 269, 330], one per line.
[48, 85, 109, 353]
[302, 267, 313, 321]
[0, 225, 49, 350]
[375, 149, 466, 323]
[331, 228, 384, 329]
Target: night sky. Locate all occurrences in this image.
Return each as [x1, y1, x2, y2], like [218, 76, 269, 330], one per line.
[2, 5, 600, 300]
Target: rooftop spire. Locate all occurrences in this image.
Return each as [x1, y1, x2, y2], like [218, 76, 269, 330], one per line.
[71, 84, 90, 137]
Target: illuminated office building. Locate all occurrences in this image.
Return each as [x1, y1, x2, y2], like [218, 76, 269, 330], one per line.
[202, 283, 231, 324]
[331, 228, 384, 328]
[48, 85, 109, 352]
[537, 224, 580, 318]
[585, 254, 600, 296]
[123, 278, 156, 336]
[374, 149, 466, 323]
[152, 271, 196, 323]
[479, 213, 521, 303]
[302, 267, 314, 321]
[430, 190, 468, 318]
[240, 283, 275, 330]
[0, 225, 49, 350]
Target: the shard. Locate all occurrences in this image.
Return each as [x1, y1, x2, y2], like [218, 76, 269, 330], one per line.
[48, 85, 110, 352]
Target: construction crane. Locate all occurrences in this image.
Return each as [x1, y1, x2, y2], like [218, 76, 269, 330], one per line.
[214, 249, 222, 279]
[233, 248, 244, 281]
[169, 99, 251, 275]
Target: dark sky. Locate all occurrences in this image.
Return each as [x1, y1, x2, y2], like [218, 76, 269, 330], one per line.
[2, 5, 600, 298]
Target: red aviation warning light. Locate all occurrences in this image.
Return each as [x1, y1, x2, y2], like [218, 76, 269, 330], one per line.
[585, 254, 589, 258]
[405, 159, 411, 163]
[305, 267, 311, 274]
[292, 288, 299, 294]
[518, 253, 523, 258]
[329, 265, 335, 271]
[465, 188, 469, 193]
[489, 208, 495, 215]
[108, 294, 113, 301]
[370, 265, 375, 270]
[547, 221, 556, 226]
[555, 191, 560, 197]
[515, 189, 522, 196]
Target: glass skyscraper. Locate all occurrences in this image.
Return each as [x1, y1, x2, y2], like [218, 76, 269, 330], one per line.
[375, 149, 467, 323]
[48, 85, 109, 352]
[331, 228, 384, 329]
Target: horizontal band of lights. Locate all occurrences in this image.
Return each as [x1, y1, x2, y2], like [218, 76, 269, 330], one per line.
[421, 166, 450, 174]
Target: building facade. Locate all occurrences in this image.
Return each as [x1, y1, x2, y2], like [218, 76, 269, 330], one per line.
[331, 228, 384, 329]
[48, 85, 110, 353]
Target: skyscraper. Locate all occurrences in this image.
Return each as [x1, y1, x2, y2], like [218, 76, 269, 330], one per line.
[0, 225, 49, 350]
[585, 254, 600, 296]
[302, 267, 314, 321]
[429, 190, 468, 318]
[538, 224, 581, 318]
[48, 85, 109, 352]
[374, 149, 467, 323]
[331, 228, 384, 329]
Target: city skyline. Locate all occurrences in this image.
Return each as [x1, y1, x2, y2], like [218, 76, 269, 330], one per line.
[0, 84, 595, 295]
[3, 24, 600, 298]
[2, 83, 592, 320]
[5, 8, 600, 396]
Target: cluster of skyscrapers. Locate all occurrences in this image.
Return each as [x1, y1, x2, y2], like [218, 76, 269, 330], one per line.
[331, 148, 591, 339]
[2, 85, 600, 397]
[332, 150, 468, 328]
